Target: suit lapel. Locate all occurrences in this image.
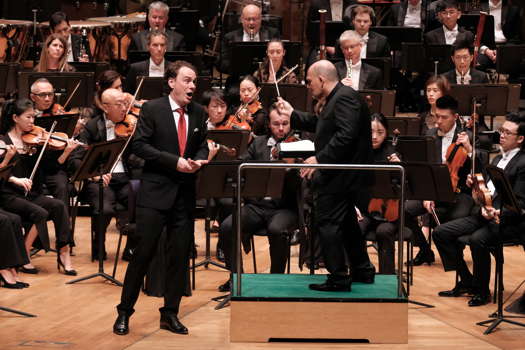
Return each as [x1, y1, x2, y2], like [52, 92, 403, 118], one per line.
[97, 116, 107, 142]
[438, 28, 445, 44]
[185, 102, 198, 157]
[367, 33, 377, 57]
[162, 96, 181, 155]
[399, 2, 408, 26]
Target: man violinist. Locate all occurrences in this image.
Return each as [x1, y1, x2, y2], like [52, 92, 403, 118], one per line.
[71, 89, 134, 260]
[433, 112, 525, 307]
[29, 79, 64, 116]
[217, 103, 300, 292]
[406, 95, 477, 266]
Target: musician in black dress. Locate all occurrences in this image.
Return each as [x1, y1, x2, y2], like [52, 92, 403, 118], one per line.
[253, 40, 298, 84]
[0, 99, 75, 276]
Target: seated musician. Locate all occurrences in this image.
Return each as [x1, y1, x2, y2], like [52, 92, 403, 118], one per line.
[29, 78, 65, 116]
[217, 103, 300, 292]
[253, 39, 299, 84]
[34, 33, 75, 73]
[406, 95, 476, 266]
[125, 30, 171, 93]
[71, 89, 132, 260]
[358, 113, 401, 274]
[418, 74, 451, 135]
[218, 3, 280, 74]
[0, 144, 30, 288]
[230, 75, 268, 136]
[433, 112, 525, 306]
[49, 11, 90, 62]
[424, 0, 474, 45]
[0, 99, 75, 275]
[334, 30, 383, 90]
[443, 40, 489, 85]
[129, 1, 185, 52]
[384, 0, 429, 30]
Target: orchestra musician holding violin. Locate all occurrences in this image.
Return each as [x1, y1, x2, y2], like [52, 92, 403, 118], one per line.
[232, 75, 266, 136]
[433, 112, 525, 307]
[0, 99, 76, 276]
[29, 79, 65, 117]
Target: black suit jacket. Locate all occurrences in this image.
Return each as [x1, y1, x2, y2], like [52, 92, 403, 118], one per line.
[291, 82, 373, 194]
[129, 29, 186, 52]
[334, 61, 383, 90]
[424, 26, 474, 45]
[131, 96, 208, 210]
[124, 59, 171, 93]
[386, 0, 429, 30]
[218, 26, 280, 73]
[443, 68, 489, 84]
[481, 2, 522, 44]
[333, 31, 391, 62]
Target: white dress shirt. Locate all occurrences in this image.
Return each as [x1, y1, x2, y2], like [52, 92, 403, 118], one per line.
[487, 147, 520, 195]
[456, 69, 472, 85]
[330, 0, 343, 21]
[149, 58, 165, 77]
[440, 123, 457, 163]
[404, 1, 422, 28]
[481, 0, 506, 54]
[242, 30, 261, 42]
[443, 24, 459, 45]
[168, 94, 189, 141]
[360, 33, 369, 59]
[104, 115, 125, 173]
[345, 59, 362, 90]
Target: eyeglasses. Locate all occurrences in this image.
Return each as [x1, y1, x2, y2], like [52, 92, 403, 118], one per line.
[103, 102, 126, 107]
[32, 92, 54, 98]
[498, 128, 518, 136]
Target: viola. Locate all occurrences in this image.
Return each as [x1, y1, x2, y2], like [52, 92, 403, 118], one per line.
[445, 122, 469, 193]
[115, 114, 138, 138]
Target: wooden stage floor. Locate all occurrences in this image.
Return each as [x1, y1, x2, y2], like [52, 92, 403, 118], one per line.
[1, 217, 524, 350]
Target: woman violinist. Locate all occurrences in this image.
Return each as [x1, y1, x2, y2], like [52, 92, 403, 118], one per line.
[0, 99, 76, 275]
[34, 33, 75, 73]
[357, 113, 401, 275]
[230, 75, 268, 136]
[253, 40, 299, 84]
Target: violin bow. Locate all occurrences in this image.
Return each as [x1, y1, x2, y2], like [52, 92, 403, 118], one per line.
[26, 121, 58, 196]
[269, 58, 280, 98]
[62, 80, 82, 110]
[125, 76, 145, 116]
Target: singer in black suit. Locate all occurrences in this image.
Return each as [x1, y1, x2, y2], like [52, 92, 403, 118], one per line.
[433, 113, 525, 307]
[114, 61, 208, 336]
[277, 60, 375, 291]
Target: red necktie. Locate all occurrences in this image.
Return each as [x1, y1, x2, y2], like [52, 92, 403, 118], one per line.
[176, 108, 186, 156]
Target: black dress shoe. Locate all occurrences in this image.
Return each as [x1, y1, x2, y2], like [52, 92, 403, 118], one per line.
[122, 248, 134, 262]
[19, 266, 39, 274]
[160, 314, 188, 334]
[113, 312, 130, 335]
[438, 282, 474, 297]
[468, 293, 491, 307]
[408, 250, 435, 266]
[216, 248, 225, 262]
[352, 270, 375, 284]
[218, 279, 231, 292]
[309, 280, 351, 292]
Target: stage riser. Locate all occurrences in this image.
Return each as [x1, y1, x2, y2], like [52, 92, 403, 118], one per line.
[230, 300, 408, 343]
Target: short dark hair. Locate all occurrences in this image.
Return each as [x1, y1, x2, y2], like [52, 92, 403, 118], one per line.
[201, 89, 227, 107]
[435, 95, 459, 114]
[506, 111, 525, 139]
[147, 30, 168, 46]
[437, 0, 459, 12]
[49, 11, 69, 32]
[0, 98, 34, 134]
[165, 60, 198, 81]
[451, 39, 474, 56]
[96, 70, 121, 102]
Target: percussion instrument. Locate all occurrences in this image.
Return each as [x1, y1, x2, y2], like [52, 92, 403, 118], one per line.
[0, 19, 32, 63]
[88, 13, 146, 61]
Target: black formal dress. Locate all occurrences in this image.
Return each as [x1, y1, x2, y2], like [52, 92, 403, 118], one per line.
[291, 82, 375, 286]
[0, 208, 29, 269]
[129, 29, 186, 52]
[219, 135, 300, 274]
[433, 149, 525, 297]
[334, 61, 383, 90]
[117, 95, 208, 317]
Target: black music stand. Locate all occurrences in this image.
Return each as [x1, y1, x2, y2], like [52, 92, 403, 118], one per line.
[35, 114, 79, 138]
[168, 8, 200, 51]
[69, 62, 111, 80]
[363, 57, 392, 89]
[127, 51, 206, 73]
[476, 165, 525, 334]
[396, 136, 438, 163]
[66, 138, 127, 286]
[260, 83, 308, 112]
[371, 27, 422, 51]
[211, 161, 287, 310]
[0, 164, 35, 317]
[386, 117, 421, 136]
[401, 43, 453, 74]
[0, 62, 19, 99]
[207, 130, 250, 161]
[310, 21, 346, 47]
[495, 45, 525, 75]
[359, 90, 396, 116]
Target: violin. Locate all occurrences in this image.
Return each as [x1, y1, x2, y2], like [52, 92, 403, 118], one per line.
[115, 114, 138, 138]
[445, 120, 469, 193]
[22, 126, 83, 151]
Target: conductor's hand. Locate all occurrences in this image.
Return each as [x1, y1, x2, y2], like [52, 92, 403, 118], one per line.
[300, 156, 317, 180]
[276, 97, 294, 118]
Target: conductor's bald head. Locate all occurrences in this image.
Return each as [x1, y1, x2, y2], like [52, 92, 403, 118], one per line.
[306, 60, 339, 99]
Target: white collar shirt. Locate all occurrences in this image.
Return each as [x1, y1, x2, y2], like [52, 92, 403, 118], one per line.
[330, 0, 343, 21]
[404, 1, 422, 28]
[149, 58, 165, 77]
[440, 123, 457, 163]
[489, 0, 506, 43]
[360, 33, 369, 58]
[456, 69, 472, 84]
[103, 114, 125, 173]
[443, 24, 459, 45]
[66, 34, 74, 62]
[242, 30, 261, 42]
[487, 147, 520, 195]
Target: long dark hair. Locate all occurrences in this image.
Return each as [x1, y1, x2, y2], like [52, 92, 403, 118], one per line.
[0, 98, 34, 134]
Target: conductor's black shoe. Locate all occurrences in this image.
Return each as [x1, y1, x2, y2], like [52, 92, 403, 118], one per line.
[218, 279, 231, 292]
[113, 312, 130, 335]
[409, 250, 435, 266]
[438, 282, 474, 297]
[468, 293, 491, 307]
[309, 280, 351, 292]
[352, 270, 375, 284]
[216, 248, 225, 262]
[160, 314, 188, 334]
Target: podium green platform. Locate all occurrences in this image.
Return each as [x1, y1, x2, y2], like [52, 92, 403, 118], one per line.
[230, 273, 408, 343]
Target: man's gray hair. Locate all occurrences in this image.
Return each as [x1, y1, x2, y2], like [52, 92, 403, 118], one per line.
[339, 30, 362, 44]
[30, 78, 52, 93]
[149, 1, 169, 14]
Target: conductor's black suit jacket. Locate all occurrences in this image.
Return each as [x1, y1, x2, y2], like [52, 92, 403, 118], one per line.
[131, 96, 208, 210]
[291, 83, 373, 194]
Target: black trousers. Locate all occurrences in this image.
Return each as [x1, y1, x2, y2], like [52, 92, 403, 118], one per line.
[44, 170, 70, 208]
[0, 209, 29, 269]
[219, 203, 297, 274]
[315, 192, 374, 284]
[117, 188, 194, 316]
[359, 216, 398, 275]
[405, 193, 474, 252]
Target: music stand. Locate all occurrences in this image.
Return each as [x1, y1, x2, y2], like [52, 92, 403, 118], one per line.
[17, 72, 95, 108]
[135, 76, 211, 104]
[127, 51, 206, 73]
[0, 164, 35, 317]
[363, 57, 392, 89]
[35, 114, 79, 138]
[495, 45, 525, 75]
[207, 130, 250, 161]
[168, 8, 200, 51]
[0, 62, 19, 99]
[476, 165, 525, 334]
[386, 117, 422, 136]
[359, 90, 396, 116]
[69, 62, 111, 80]
[310, 21, 346, 47]
[401, 43, 453, 74]
[260, 83, 308, 112]
[396, 136, 438, 163]
[371, 27, 423, 51]
[66, 138, 127, 286]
